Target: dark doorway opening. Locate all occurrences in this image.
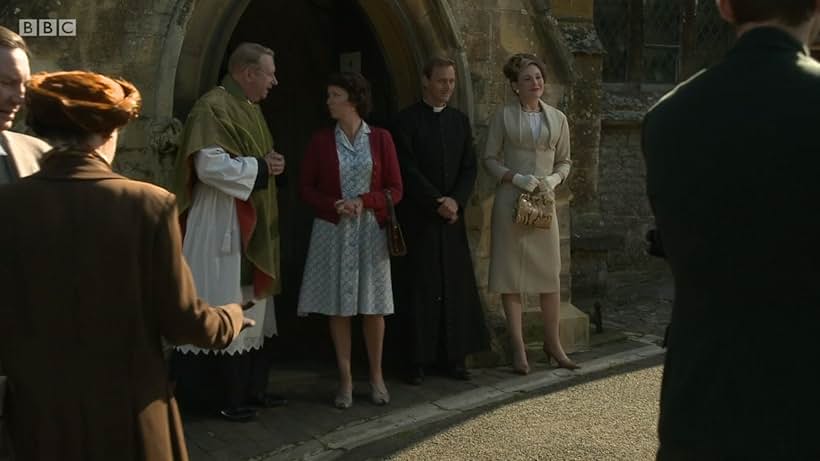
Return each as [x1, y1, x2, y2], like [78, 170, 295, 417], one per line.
[219, 0, 397, 365]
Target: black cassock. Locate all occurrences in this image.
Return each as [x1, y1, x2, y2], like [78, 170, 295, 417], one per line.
[390, 101, 489, 366]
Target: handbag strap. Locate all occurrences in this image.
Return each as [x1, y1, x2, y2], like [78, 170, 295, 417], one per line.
[385, 189, 398, 222]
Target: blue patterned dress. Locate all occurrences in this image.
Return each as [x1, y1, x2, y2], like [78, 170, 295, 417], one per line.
[298, 122, 394, 317]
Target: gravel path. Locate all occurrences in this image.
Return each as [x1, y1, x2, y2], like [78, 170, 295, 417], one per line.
[386, 365, 663, 461]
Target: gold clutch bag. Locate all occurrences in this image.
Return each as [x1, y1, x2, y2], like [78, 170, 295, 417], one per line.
[513, 187, 554, 229]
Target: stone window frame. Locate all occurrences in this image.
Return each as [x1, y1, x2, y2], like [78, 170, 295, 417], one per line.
[595, 0, 732, 89]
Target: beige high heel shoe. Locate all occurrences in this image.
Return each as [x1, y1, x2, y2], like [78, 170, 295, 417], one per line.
[512, 349, 530, 375]
[370, 382, 390, 405]
[334, 387, 353, 409]
[543, 345, 579, 370]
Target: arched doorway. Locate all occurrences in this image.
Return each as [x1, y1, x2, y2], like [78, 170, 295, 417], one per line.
[230, 0, 402, 363]
[170, 0, 472, 365]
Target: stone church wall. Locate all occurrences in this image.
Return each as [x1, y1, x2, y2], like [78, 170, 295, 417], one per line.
[1, 0, 605, 362]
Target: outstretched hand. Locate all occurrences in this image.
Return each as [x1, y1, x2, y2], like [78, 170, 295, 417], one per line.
[222, 303, 257, 333]
[241, 316, 256, 332]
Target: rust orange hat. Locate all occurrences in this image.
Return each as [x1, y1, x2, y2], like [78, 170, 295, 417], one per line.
[25, 70, 141, 135]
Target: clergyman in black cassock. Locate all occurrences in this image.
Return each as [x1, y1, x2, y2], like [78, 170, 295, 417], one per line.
[390, 58, 489, 384]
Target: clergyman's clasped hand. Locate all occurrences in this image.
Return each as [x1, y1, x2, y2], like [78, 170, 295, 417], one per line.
[263, 150, 285, 176]
[436, 196, 459, 224]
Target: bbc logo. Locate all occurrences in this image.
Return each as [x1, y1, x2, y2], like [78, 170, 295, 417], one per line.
[19, 19, 77, 37]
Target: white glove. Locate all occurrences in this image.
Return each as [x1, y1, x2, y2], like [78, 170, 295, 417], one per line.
[512, 174, 539, 192]
[544, 174, 562, 190]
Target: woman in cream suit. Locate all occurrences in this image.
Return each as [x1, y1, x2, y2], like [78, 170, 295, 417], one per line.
[483, 54, 577, 373]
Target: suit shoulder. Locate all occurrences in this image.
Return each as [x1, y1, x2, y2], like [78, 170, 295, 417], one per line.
[446, 106, 470, 122]
[396, 103, 416, 117]
[646, 68, 710, 116]
[111, 178, 177, 216]
[797, 53, 820, 80]
[395, 102, 423, 123]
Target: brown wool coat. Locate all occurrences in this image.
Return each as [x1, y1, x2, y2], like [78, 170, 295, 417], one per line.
[0, 152, 245, 461]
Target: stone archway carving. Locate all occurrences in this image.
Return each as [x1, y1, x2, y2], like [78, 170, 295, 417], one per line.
[155, 0, 474, 122]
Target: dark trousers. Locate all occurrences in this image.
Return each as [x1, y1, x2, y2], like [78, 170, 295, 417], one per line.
[171, 344, 273, 411]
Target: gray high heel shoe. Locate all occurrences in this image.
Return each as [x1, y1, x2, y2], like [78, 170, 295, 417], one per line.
[370, 383, 390, 406]
[334, 389, 353, 409]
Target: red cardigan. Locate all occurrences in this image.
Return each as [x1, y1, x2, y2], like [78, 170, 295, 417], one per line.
[299, 126, 403, 226]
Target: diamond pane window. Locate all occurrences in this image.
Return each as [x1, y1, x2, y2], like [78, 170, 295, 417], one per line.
[643, 0, 679, 83]
[594, 0, 630, 82]
[594, 0, 732, 84]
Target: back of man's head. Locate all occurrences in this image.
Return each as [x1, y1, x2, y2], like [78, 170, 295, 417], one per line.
[727, 0, 817, 26]
[0, 26, 29, 56]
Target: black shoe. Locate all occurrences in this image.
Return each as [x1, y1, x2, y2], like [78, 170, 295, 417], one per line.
[449, 366, 471, 381]
[247, 392, 288, 408]
[405, 365, 424, 386]
[448, 359, 471, 381]
[218, 406, 257, 422]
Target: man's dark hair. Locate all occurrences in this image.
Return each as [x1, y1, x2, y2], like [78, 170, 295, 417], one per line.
[729, 0, 816, 26]
[327, 72, 372, 117]
[423, 56, 456, 79]
[0, 25, 30, 56]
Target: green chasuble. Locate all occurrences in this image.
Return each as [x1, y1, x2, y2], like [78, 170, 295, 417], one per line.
[172, 75, 280, 297]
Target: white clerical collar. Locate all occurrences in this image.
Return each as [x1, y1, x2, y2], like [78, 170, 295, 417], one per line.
[422, 99, 447, 112]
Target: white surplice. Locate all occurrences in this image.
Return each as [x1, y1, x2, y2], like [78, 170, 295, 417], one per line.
[175, 146, 277, 355]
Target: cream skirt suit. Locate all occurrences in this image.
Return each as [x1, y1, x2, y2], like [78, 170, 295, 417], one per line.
[483, 100, 571, 294]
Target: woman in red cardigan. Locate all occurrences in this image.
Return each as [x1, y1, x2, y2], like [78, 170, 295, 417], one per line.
[297, 72, 402, 409]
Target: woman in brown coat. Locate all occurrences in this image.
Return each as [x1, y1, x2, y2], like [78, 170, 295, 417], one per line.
[483, 55, 577, 374]
[0, 71, 251, 461]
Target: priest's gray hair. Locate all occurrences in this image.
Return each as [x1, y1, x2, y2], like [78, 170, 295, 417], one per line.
[228, 42, 274, 74]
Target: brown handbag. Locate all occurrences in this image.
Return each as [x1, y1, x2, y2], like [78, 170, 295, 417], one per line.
[384, 190, 407, 256]
[513, 186, 554, 229]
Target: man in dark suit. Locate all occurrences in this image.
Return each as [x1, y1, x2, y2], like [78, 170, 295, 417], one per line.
[642, 1, 820, 459]
[0, 25, 49, 184]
